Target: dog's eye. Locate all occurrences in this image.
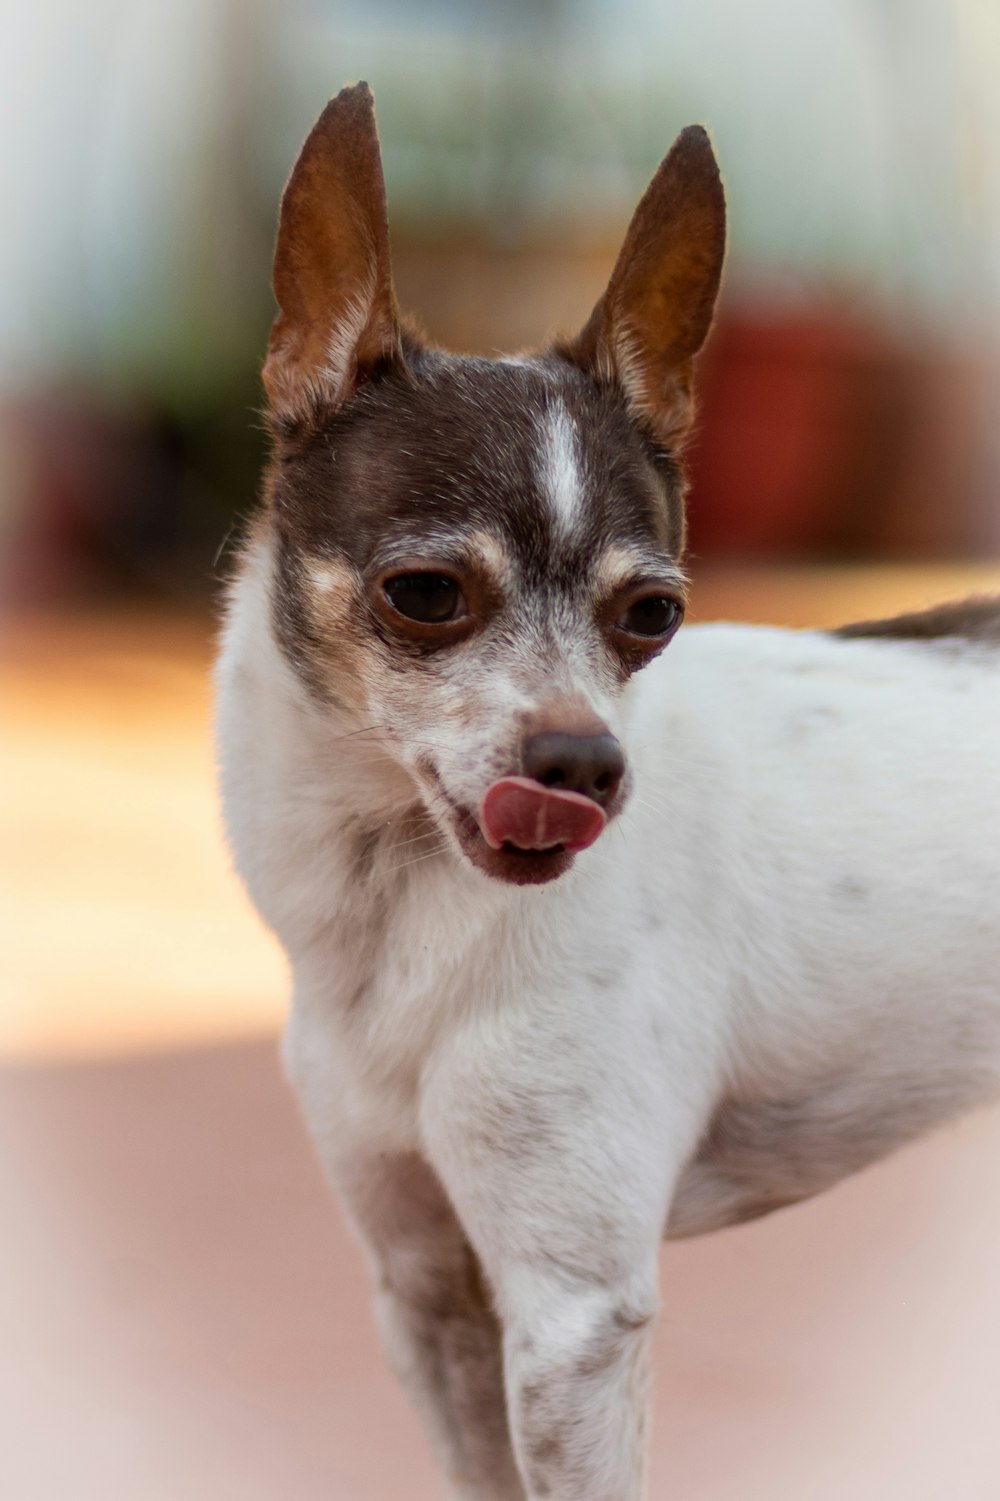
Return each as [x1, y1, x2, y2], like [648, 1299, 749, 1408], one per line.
[383, 572, 464, 624]
[617, 596, 683, 639]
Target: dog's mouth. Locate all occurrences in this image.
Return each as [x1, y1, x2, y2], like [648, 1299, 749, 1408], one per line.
[452, 776, 607, 887]
[481, 776, 606, 852]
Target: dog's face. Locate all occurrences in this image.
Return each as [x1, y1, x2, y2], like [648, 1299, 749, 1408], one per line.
[259, 84, 725, 885]
[269, 351, 688, 883]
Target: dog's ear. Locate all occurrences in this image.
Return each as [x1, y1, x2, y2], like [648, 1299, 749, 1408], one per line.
[559, 126, 725, 451]
[263, 82, 403, 424]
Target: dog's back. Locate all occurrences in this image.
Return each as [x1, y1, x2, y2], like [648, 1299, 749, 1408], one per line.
[836, 595, 1000, 642]
[643, 620, 1000, 1232]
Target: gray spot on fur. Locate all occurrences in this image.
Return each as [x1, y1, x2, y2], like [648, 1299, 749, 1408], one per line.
[524, 1431, 564, 1477]
[514, 1298, 654, 1493]
[612, 1302, 655, 1335]
[786, 703, 839, 744]
[832, 875, 868, 904]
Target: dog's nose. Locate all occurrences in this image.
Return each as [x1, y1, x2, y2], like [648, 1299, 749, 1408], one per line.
[521, 731, 625, 808]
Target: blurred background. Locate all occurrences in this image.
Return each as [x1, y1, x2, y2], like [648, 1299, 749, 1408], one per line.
[3, 3, 1000, 1498]
[4, 0, 1000, 599]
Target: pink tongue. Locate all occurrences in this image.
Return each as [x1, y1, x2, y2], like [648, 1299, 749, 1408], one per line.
[480, 776, 606, 854]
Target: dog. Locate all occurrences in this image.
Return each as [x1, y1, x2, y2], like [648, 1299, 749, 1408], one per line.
[215, 81, 1000, 1500]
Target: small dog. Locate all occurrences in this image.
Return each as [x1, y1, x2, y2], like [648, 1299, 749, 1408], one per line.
[216, 82, 1000, 1500]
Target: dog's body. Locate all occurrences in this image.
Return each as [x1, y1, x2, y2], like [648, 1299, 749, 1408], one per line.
[216, 84, 1000, 1500]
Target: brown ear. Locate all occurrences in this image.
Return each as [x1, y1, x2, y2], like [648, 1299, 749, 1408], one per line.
[263, 82, 402, 423]
[560, 125, 725, 450]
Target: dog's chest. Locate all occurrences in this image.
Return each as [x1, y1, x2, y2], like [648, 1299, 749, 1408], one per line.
[285, 866, 518, 1148]
[284, 856, 642, 1159]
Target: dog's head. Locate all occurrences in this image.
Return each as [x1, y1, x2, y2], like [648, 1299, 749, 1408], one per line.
[259, 82, 725, 886]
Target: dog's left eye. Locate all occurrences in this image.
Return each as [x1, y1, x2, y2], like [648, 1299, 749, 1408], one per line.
[617, 596, 683, 639]
[383, 572, 465, 624]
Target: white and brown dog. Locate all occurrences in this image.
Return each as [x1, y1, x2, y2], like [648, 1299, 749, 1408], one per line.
[216, 82, 1000, 1501]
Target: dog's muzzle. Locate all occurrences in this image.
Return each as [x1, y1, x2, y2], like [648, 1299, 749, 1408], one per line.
[450, 728, 625, 884]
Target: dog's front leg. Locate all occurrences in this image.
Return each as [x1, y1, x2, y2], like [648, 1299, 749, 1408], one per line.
[422, 1032, 679, 1501]
[337, 1151, 526, 1501]
[500, 1267, 658, 1501]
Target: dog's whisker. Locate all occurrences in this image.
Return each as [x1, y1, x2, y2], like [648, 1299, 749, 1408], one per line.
[631, 795, 669, 820]
[405, 739, 465, 754]
[334, 729, 459, 759]
[384, 828, 443, 854]
[210, 510, 253, 576]
[331, 723, 389, 744]
[382, 845, 447, 877]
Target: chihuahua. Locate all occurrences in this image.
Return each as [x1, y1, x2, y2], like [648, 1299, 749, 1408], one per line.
[216, 82, 1000, 1501]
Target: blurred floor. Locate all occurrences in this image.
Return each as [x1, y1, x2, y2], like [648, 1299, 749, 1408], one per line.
[3, 565, 1000, 1500]
[2, 607, 286, 1059]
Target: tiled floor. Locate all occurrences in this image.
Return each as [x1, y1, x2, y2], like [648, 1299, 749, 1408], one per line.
[3, 565, 1000, 1500]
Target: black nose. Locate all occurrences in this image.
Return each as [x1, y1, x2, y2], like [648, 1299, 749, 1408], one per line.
[521, 731, 625, 808]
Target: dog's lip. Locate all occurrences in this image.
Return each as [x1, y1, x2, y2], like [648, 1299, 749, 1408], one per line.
[444, 800, 573, 885]
[418, 764, 607, 885]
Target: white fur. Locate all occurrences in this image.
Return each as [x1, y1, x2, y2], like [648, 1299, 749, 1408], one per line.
[216, 539, 1000, 1500]
[322, 276, 377, 403]
[539, 403, 583, 535]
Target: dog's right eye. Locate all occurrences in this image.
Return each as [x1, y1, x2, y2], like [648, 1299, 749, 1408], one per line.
[382, 572, 465, 624]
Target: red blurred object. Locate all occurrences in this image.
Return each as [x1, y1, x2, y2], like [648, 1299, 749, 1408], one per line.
[686, 311, 911, 558]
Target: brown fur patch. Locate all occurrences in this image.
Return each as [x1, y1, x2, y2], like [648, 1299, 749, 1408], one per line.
[269, 531, 374, 710]
[261, 349, 687, 697]
[263, 82, 403, 424]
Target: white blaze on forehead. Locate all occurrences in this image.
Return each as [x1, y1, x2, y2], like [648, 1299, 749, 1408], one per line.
[539, 401, 583, 535]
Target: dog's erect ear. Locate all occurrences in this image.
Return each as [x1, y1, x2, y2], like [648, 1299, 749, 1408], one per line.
[559, 126, 725, 451]
[263, 82, 403, 423]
